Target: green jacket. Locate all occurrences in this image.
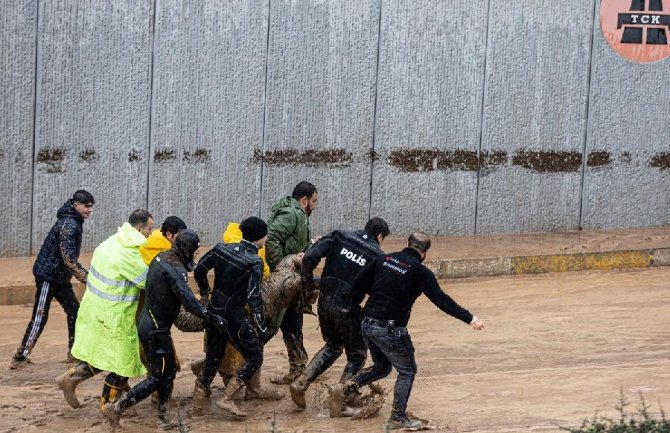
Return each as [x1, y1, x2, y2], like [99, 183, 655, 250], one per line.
[266, 197, 311, 271]
[71, 222, 148, 378]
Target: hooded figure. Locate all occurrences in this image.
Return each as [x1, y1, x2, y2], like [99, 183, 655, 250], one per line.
[101, 230, 226, 428]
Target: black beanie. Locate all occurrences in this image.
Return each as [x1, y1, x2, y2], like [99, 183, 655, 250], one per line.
[240, 216, 268, 242]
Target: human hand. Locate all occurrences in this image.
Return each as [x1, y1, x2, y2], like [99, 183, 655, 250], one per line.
[470, 316, 485, 330]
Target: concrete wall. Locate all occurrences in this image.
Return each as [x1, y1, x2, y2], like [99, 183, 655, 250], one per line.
[1, 0, 669, 256]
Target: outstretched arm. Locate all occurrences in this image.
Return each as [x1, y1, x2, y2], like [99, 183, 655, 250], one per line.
[301, 233, 334, 285]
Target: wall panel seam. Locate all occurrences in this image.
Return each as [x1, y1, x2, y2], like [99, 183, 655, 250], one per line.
[259, 0, 272, 217]
[29, 0, 41, 255]
[145, 0, 159, 211]
[368, 0, 383, 221]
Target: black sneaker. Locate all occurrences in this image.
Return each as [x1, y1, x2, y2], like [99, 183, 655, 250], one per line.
[388, 414, 422, 429]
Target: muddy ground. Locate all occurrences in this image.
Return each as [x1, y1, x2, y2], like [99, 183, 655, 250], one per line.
[1, 268, 669, 433]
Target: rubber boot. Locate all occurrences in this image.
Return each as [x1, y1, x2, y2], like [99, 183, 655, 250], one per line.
[289, 373, 312, 409]
[245, 370, 284, 401]
[157, 402, 178, 430]
[215, 377, 247, 417]
[99, 382, 124, 414]
[101, 399, 124, 427]
[329, 380, 357, 418]
[188, 383, 210, 417]
[55, 363, 95, 409]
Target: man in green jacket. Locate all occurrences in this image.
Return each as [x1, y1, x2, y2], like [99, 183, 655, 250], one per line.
[55, 210, 154, 411]
[266, 181, 318, 384]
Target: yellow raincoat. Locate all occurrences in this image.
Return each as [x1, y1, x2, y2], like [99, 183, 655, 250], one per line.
[71, 222, 148, 378]
[138, 229, 172, 266]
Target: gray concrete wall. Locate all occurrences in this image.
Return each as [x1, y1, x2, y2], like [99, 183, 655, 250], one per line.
[1, 0, 669, 256]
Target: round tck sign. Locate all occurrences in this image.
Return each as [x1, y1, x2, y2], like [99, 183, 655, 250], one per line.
[601, 0, 670, 62]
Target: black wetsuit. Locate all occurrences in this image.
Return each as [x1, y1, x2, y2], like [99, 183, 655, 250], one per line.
[194, 240, 265, 388]
[115, 249, 219, 411]
[301, 230, 383, 382]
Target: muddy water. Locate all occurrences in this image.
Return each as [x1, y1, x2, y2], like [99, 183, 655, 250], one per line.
[1, 268, 669, 432]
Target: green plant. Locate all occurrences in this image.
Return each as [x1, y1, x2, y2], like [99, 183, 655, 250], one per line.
[563, 390, 669, 433]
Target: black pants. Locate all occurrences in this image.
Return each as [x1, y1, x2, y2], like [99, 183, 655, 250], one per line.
[198, 315, 263, 388]
[303, 303, 366, 382]
[14, 278, 79, 360]
[350, 317, 417, 419]
[280, 305, 307, 374]
[119, 314, 176, 410]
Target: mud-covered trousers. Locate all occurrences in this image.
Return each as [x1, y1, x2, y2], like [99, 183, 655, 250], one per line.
[279, 305, 308, 377]
[14, 278, 79, 360]
[116, 313, 177, 410]
[348, 317, 417, 418]
[303, 303, 366, 382]
[197, 314, 263, 389]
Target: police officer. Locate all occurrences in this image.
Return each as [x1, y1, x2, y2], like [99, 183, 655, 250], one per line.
[332, 232, 485, 429]
[290, 217, 390, 410]
[191, 217, 268, 418]
[101, 230, 226, 428]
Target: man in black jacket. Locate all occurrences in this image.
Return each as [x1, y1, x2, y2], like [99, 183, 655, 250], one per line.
[290, 217, 390, 410]
[10, 190, 94, 369]
[332, 232, 485, 429]
[101, 230, 225, 428]
[190, 217, 268, 418]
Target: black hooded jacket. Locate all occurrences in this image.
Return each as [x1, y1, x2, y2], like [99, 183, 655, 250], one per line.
[33, 200, 88, 284]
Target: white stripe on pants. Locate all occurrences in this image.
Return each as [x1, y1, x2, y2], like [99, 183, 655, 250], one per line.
[22, 281, 50, 358]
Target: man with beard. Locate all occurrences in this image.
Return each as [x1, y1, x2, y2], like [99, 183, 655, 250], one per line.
[290, 217, 390, 410]
[101, 230, 226, 428]
[191, 217, 269, 418]
[10, 190, 94, 369]
[331, 232, 486, 429]
[265, 181, 318, 385]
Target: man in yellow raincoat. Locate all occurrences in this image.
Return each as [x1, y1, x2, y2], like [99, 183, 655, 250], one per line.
[139, 216, 187, 266]
[55, 210, 154, 410]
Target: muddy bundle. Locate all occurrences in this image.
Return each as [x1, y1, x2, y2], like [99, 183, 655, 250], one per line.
[174, 254, 306, 333]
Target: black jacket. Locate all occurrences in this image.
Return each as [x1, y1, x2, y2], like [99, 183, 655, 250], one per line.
[142, 249, 210, 330]
[33, 200, 88, 284]
[194, 240, 264, 322]
[353, 248, 473, 327]
[302, 230, 383, 312]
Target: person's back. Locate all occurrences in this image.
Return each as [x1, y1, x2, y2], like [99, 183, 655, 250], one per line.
[290, 217, 390, 410]
[315, 230, 384, 310]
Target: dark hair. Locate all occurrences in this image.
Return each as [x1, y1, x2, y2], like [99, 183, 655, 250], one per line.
[161, 216, 187, 237]
[364, 217, 390, 241]
[240, 216, 268, 242]
[72, 190, 94, 205]
[408, 231, 431, 253]
[291, 181, 317, 201]
[128, 209, 153, 228]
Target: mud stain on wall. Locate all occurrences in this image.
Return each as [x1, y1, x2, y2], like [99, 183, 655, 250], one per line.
[586, 151, 611, 167]
[388, 149, 508, 172]
[128, 149, 142, 163]
[183, 148, 211, 164]
[78, 149, 98, 162]
[36, 147, 65, 173]
[154, 148, 177, 163]
[252, 148, 352, 167]
[649, 152, 670, 170]
[620, 152, 632, 163]
[511, 150, 582, 173]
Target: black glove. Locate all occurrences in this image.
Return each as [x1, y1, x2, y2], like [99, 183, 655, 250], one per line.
[203, 309, 226, 333]
[253, 312, 267, 334]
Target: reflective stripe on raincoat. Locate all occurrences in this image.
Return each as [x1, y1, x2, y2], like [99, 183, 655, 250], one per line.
[71, 222, 149, 378]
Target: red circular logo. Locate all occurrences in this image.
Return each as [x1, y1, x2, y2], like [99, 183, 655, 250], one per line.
[601, 0, 670, 63]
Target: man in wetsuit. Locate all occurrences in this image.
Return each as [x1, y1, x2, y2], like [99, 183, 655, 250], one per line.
[290, 217, 390, 410]
[101, 230, 225, 428]
[191, 217, 268, 418]
[332, 232, 486, 429]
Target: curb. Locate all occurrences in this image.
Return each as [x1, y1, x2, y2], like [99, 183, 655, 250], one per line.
[430, 248, 670, 280]
[1, 248, 669, 306]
